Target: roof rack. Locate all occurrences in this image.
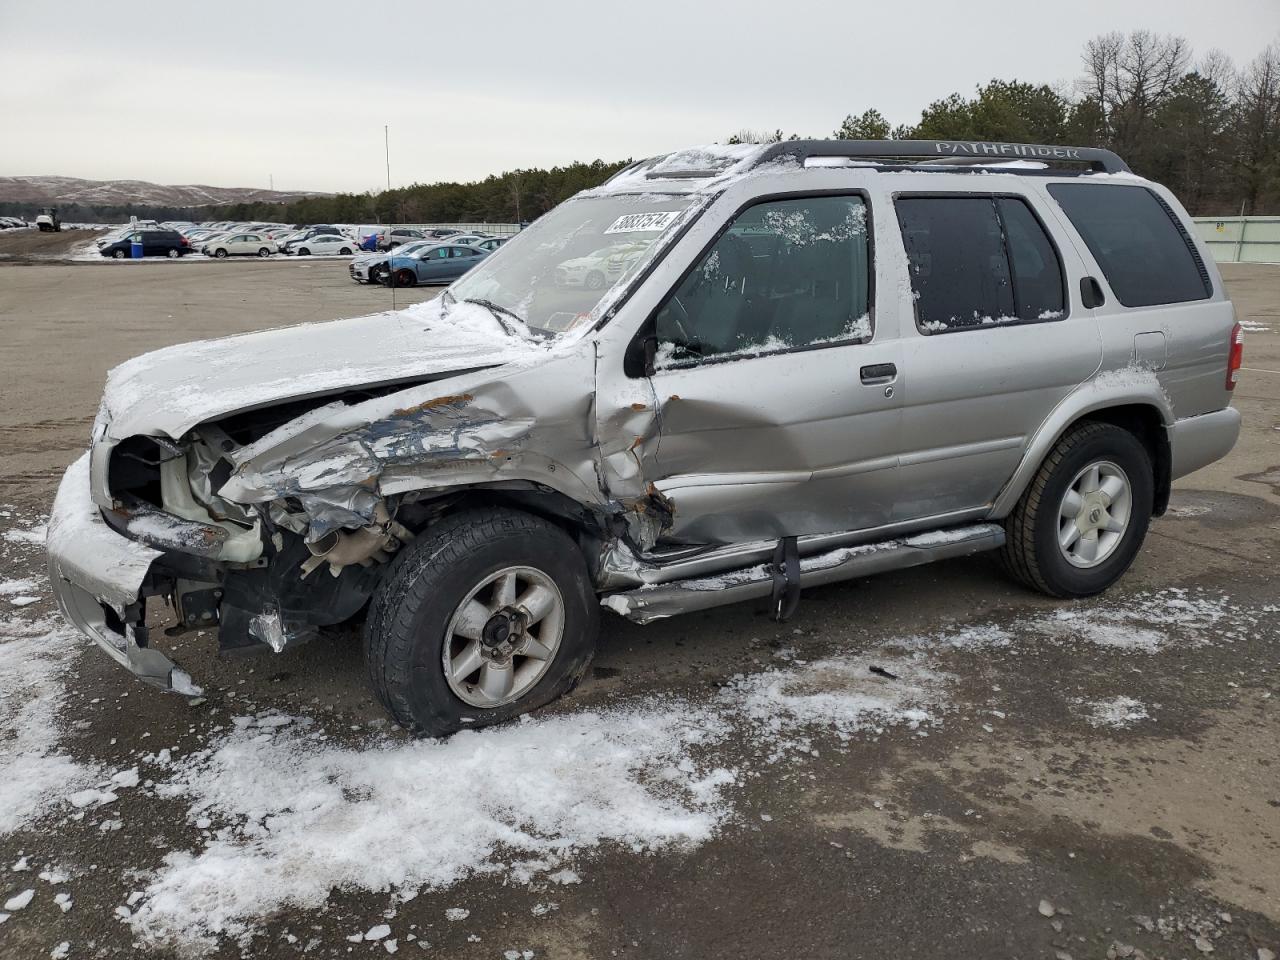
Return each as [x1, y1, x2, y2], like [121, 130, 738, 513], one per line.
[753, 139, 1130, 174]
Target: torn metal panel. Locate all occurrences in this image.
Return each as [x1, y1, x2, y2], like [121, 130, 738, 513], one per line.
[218, 349, 608, 539]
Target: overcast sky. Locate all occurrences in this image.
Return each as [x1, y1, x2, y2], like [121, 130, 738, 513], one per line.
[1, 0, 1277, 194]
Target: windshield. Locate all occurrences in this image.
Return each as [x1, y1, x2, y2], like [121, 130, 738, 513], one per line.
[447, 193, 702, 337]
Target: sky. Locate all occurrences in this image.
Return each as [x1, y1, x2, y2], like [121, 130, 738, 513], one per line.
[1, 0, 1277, 195]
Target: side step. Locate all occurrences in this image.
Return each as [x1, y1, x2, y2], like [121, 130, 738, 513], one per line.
[600, 523, 1005, 624]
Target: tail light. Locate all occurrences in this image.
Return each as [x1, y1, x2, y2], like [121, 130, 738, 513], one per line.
[1226, 322, 1244, 390]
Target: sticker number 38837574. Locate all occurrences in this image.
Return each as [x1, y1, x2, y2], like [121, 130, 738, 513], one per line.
[603, 211, 682, 235]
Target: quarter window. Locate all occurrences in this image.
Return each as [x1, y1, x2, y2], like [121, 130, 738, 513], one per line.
[653, 195, 872, 368]
[1048, 183, 1211, 307]
[895, 196, 1065, 334]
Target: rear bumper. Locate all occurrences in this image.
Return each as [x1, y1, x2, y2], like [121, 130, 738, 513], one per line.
[45, 453, 201, 695]
[1169, 406, 1241, 480]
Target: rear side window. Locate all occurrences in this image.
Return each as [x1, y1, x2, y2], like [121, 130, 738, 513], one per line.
[895, 196, 1065, 333]
[1047, 183, 1211, 307]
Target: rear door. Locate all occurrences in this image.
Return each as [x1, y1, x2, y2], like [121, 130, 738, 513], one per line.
[641, 192, 903, 545]
[888, 185, 1102, 521]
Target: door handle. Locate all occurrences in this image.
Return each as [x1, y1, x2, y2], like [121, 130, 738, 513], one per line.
[860, 363, 897, 385]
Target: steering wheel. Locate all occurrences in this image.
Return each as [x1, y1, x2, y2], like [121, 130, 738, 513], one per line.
[659, 296, 704, 359]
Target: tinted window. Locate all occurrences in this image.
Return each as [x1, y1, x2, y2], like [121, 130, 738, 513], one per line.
[896, 196, 1065, 332]
[653, 195, 871, 367]
[997, 198, 1066, 321]
[1048, 183, 1210, 307]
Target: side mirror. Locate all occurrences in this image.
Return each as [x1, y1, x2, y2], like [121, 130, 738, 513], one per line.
[642, 335, 658, 378]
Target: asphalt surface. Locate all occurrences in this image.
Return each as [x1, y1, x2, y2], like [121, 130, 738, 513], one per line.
[0, 258, 1277, 960]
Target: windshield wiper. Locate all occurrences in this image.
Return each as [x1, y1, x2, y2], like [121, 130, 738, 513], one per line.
[459, 298, 543, 340]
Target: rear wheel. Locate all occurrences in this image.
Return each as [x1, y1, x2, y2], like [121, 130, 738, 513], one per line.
[257, 247, 271, 258]
[584, 270, 606, 290]
[1000, 421, 1153, 598]
[365, 508, 597, 736]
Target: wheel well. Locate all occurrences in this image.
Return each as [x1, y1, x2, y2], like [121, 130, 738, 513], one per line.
[1077, 404, 1172, 516]
[396, 487, 608, 570]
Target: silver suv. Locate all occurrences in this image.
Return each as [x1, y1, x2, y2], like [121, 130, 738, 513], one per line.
[46, 140, 1244, 735]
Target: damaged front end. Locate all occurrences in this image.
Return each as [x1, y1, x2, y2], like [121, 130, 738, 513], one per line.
[49, 333, 629, 692]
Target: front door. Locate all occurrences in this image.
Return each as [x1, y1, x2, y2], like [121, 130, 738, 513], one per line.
[641, 193, 903, 546]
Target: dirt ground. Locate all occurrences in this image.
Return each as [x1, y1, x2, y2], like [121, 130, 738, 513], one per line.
[0, 259, 1277, 960]
[0, 228, 103, 260]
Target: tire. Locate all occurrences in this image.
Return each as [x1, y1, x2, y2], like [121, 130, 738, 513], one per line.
[214, 248, 228, 259]
[167, 248, 179, 258]
[365, 508, 598, 736]
[113, 250, 125, 259]
[1000, 421, 1153, 598]
[297, 247, 310, 257]
[369, 266, 385, 285]
[584, 270, 606, 291]
[258, 247, 272, 258]
[393, 268, 416, 288]
[339, 247, 352, 256]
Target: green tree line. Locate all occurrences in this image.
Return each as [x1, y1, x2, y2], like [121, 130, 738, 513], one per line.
[4, 31, 1276, 224]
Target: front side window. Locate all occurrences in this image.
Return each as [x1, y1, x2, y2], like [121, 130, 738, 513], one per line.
[896, 195, 1065, 334]
[652, 195, 872, 368]
[1048, 183, 1211, 307]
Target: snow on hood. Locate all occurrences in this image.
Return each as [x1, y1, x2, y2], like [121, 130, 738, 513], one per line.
[101, 298, 544, 440]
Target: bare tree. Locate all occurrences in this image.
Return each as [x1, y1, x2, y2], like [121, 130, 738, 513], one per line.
[1081, 30, 1192, 159]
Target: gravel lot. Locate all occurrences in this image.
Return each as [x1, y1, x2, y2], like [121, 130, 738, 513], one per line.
[0, 259, 1277, 960]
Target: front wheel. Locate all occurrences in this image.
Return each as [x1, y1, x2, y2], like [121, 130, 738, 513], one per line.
[339, 247, 352, 256]
[296, 247, 309, 257]
[113, 250, 125, 259]
[392, 268, 416, 288]
[214, 248, 228, 259]
[1000, 421, 1153, 598]
[364, 508, 598, 736]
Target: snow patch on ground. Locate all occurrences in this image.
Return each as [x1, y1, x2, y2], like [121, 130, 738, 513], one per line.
[1077, 695, 1150, 729]
[1028, 589, 1231, 653]
[2, 520, 48, 547]
[130, 704, 735, 949]
[0, 612, 100, 835]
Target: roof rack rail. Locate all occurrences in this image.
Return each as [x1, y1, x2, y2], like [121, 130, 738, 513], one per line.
[752, 139, 1130, 174]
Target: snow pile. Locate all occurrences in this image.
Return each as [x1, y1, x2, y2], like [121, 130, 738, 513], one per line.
[1077, 696, 1150, 729]
[130, 704, 734, 949]
[0, 614, 100, 835]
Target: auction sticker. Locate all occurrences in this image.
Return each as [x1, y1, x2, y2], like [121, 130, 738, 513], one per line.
[604, 211, 682, 234]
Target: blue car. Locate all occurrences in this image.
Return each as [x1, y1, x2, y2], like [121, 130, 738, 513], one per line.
[383, 243, 490, 287]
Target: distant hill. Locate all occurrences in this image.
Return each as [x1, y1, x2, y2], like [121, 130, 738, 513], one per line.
[0, 175, 329, 207]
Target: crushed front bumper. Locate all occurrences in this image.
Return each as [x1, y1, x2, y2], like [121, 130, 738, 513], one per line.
[45, 453, 202, 695]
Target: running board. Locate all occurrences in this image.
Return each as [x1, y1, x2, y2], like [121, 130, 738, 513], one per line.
[600, 523, 1005, 624]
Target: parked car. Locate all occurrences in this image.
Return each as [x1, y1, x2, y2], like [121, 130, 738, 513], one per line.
[472, 236, 508, 253]
[98, 229, 191, 259]
[348, 240, 434, 284]
[382, 243, 489, 286]
[376, 228, 427, 251]
[287, 234, 356, 256]
[554, 240, 649, 290]
[46, 139, 1242, 737]
[204, 234, 278, 258]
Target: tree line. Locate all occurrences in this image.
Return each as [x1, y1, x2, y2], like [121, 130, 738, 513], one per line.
[5, 31, 1276, 225]
[733, 32, 1280, 216]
